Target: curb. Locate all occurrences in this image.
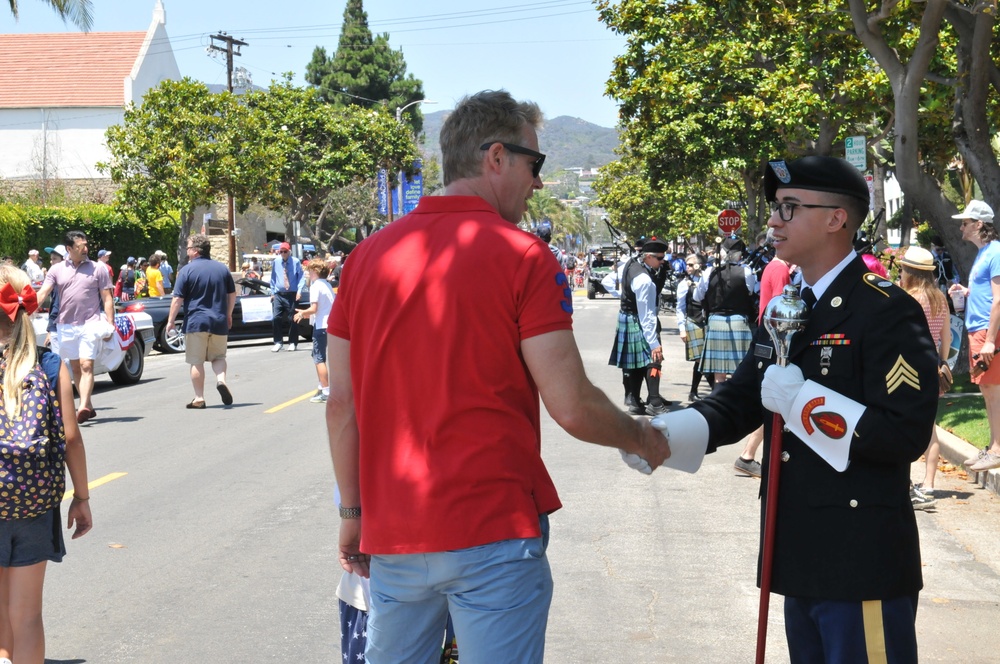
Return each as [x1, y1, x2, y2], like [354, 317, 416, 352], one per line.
[934, 425, 1000, 496]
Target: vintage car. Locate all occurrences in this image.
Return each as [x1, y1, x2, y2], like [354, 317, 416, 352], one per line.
[30, 312, 155, 385]
[119, 278, 312, 354]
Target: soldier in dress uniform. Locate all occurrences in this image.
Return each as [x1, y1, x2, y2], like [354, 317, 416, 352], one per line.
[623, 156, 938, 663]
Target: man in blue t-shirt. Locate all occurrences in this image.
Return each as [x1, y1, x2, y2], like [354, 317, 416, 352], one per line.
[165, 234, 237, 409]
[950, 200, 1000, 472]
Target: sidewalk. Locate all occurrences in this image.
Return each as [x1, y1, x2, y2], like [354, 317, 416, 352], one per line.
[934, 426, 999, 496]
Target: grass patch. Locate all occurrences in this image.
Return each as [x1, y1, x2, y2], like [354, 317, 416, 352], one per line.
[937, 372, 989, 449]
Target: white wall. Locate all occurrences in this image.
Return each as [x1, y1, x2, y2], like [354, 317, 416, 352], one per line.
[0, 107, 124, 180]
[126, 10, 180, 107]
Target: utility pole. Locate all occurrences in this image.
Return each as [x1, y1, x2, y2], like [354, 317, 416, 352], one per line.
[208, 33, 248, 271]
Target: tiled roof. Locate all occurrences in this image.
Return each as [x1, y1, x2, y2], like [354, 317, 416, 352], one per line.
[0, 32, 146, 108]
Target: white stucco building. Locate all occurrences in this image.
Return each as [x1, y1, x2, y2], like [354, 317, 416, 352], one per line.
[0, 1, 179, 181]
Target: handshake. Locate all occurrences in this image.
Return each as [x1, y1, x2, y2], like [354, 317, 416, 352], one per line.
[620, 364, 808, 475]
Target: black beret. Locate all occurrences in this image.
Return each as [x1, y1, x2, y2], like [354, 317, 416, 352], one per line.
[641, 239, 668, 254]
[764, 156, 869, 204]
[722, 237, 745, 254]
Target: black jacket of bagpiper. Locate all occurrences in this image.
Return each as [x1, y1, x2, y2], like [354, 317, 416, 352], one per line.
[619, 258, 655, 315]
[691, 256, 938, 601]
[705, 261, 755, 318]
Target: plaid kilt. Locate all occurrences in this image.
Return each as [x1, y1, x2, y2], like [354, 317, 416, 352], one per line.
[701, 314, 752, 374]
[683, 321, 706, 362]
[608, 312, 651, 370]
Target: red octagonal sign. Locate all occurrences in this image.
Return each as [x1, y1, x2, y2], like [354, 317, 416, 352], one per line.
[717, 209, 742, 233]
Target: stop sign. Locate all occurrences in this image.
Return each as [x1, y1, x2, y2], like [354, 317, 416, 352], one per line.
[717, 209, 742, 233]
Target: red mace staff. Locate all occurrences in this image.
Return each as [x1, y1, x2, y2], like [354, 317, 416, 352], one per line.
[756, 284, 809, 664]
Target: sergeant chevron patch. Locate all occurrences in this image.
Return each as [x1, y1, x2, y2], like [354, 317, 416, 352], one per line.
[886, 355, 920, 393]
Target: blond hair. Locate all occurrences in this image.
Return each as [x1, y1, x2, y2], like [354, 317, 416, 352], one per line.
[307, 258, 330, 279]
[0, 266, 39, 419]
[901, 265, 947, 320]
[439, 90, 543, 185]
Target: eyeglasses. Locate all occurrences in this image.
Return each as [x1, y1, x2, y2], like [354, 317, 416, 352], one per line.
[480, 142, 546, 179]
[280, 250, 291, 254]
[769, 200, 842, 222]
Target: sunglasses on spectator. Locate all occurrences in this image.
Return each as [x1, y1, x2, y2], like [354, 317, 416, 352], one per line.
[480, 141, 546, 179]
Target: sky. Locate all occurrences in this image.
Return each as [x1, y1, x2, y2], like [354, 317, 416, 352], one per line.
[3, 0, 628, 128]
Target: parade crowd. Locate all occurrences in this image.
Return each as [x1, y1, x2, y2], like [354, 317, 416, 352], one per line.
[0, 91, 998, 664]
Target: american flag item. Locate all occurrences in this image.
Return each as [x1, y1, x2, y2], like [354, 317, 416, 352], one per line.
[114, 314, 136, 350]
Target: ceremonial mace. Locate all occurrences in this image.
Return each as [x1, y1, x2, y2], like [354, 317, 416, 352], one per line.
[755, 284, 810, 664]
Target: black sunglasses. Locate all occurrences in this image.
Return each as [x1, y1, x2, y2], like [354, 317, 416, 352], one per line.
[480, 142, 546, 179]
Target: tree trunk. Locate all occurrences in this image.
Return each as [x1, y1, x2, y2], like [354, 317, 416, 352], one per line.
[900, 198, 913, 248]
[948, 5, 1000, 211]
[178, 210, 195, 268]
[848, 0, 978, 279]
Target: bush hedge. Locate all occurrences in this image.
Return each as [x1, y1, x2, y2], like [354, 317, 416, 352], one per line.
[0, 204, 180, 262]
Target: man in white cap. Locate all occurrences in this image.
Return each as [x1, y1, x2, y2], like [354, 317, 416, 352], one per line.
[22, 249, 45, 289]
[949, 200, 1000, 471]
[97, 249, 115, 282]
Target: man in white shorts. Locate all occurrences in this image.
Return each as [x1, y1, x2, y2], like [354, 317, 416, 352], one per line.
[36, 230, 115, 424]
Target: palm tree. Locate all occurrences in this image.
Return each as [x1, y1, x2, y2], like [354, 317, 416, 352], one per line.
[8, 0, 94, 31]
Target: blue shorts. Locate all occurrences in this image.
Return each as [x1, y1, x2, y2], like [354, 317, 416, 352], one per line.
[311, 328, 327, 365]
[366, 515, 552, 664]
[0, 506, 65, 567]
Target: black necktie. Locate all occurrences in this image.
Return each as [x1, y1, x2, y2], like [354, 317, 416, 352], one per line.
[801, 287, 817, 310]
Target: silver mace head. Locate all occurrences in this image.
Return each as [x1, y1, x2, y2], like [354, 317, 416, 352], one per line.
[762, 284, 810, 367]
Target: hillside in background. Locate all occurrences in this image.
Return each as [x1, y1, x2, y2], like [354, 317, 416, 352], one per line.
[420, 110, 619, 176]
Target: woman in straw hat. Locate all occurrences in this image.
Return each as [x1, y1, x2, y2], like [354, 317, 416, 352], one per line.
[899, 246, 950, 507]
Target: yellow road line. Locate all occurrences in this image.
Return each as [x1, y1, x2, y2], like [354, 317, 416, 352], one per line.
[265, 391, 316, 414]
[62, 471, 128, 502]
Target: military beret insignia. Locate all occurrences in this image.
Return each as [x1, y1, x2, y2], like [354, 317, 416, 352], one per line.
[769, 160, 791, 184]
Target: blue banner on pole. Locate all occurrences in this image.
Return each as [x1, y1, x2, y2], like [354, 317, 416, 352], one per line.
[402, 159, 424, 215]
[377, 169, 389, 216]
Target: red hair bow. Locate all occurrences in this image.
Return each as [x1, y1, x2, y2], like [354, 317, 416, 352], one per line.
[0, 282, 39, 321]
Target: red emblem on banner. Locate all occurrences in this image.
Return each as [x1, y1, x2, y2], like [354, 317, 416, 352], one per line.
[810, 412, 848, 439]
[800, 396, 848, 438]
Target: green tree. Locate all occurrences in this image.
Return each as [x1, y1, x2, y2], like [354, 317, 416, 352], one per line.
[524, 191, 589, 252]
[242, 78, 417, 250]
[100, 79, 251, 263]
[597, 1, 893, 229]
[847, 0, 1000, 278]
[7, 0, 92, 30]
[305, 0, 426, 135]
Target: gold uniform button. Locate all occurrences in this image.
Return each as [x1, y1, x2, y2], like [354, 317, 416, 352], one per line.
[758, 361, 763, 369]
[821, 368, 829, 376]
[849, 499, 859, 508]
[781, 451, 790, 462]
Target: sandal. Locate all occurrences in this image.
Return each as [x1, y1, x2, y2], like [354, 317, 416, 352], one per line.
[186, 400, 207, 409]
[216, 383, 233, 406]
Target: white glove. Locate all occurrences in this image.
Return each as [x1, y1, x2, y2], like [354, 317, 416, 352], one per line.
[620, 449, 653, 475]
[761, 363, 805, 422]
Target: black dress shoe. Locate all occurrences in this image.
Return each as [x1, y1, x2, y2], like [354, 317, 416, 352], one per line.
[688, 392, 701, 402]
[645, 401, 669, 416]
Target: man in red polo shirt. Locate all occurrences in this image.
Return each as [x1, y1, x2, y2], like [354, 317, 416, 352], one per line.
[326, 90, 671, 662]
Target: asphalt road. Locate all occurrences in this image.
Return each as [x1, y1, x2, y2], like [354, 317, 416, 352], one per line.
[40, 294, 1000, 663]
